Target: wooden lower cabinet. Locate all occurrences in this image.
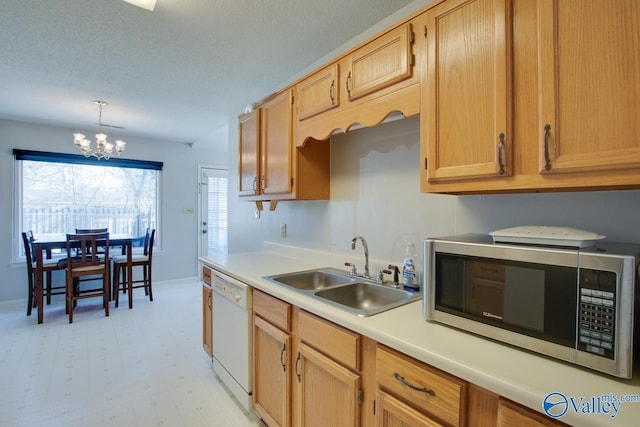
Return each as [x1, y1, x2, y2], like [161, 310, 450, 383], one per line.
[253, 315, 292, 427]
[296, 342, 361, 427]
[201, 266, 213, 358]
[376, 390, 444, 427]
[252, 291, 362, 427]
[253, 290, 293, 427]
[376, 345, 466, 426]
[252, 289, 564, 427]
[468, 384, 567, 427]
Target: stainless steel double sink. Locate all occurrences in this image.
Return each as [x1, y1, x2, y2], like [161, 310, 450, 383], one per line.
[262, 267, 420, 317]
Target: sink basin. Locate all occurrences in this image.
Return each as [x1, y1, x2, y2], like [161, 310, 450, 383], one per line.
[263, 268, 420, 316]
[264, 268, 354, 291]
[314, 282, 420, 317]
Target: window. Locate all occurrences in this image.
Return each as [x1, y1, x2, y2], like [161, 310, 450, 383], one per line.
[202, 167, 228, 255]
[14, 150, 162, 259]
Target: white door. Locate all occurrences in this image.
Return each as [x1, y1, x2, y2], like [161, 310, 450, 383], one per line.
[199, 167, 228, 257]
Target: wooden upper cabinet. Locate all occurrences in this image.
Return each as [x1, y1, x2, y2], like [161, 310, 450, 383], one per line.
[238, 110, 260, 196]
[344, 23, 414, 101]
[297, 64, 339, 121]
[537, 0, 640, 175]
[260, 89, 294, 196]
[424, 0, 513, 182]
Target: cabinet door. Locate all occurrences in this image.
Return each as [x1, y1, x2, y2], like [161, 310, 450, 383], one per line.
[376, 390, 444, 427]
[538, 0, 640, 174]
[297, 64, 339, 121]
[497, 398, 562, 426]
[345, 23, 414, 101]
[424, 0, 512, 181]
[261, 90, 294, 196]
[238, 110, 260, 196]
[254, 315, 292, 427]
[297, 342, 361, 427]
[202, 283, 213, 358]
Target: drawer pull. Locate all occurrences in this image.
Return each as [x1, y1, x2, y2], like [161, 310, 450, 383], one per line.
[394, 373, 435, 396]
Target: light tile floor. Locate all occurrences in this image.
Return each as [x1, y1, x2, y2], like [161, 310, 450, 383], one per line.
[0, 280, 263, 427]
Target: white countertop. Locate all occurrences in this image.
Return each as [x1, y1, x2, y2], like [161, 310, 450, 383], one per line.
[200, 243, 640, 426]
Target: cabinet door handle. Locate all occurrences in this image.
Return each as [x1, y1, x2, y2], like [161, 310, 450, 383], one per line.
[329, 80, 335, 106]
[280, 343, 286, 372]
[544, 124, 552, 171]
[295, 352, 301, 382]
[346, 71, 352, 99]
[393, 373, 435, 396]
[207, 295, 212, 308]
[497, 133, 506, 175]
[252, 177, 257, 194]
[260, 175, 265, 192]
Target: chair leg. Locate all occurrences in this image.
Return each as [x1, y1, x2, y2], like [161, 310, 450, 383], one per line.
[113, 263, 120, 308]
[147, 266, 153, 302]
[27, 273, 34, 316]
[122, 265, 127, 295]
[46, 271, 52, 304]
[67, 274, 73, 324]
[104, 277, 110, 317]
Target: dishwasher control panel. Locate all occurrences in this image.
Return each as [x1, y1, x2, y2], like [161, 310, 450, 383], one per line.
[211, 271, 252, 309]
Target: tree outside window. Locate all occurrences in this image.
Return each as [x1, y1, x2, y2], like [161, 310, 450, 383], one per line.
[21, 160, 157, 239]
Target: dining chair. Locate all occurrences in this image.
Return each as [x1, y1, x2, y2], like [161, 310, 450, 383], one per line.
[21, 231, 65, 316]
[75, 227, 109, 255]
[60, 232, 110, 323]
[112, 229, 155, 308]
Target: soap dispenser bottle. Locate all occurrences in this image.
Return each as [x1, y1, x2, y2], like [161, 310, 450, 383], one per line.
[402, 243, 419, 291]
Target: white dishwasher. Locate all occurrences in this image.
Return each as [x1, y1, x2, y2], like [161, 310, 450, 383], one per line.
[211, 270, 253, 412]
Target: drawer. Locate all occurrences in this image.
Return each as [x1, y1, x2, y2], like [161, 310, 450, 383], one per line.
[202, 266, 212, 285]
[376, 345, 466, 426]
[253, 289, 291, 332]
[298, 310, 360, 371]
[468, 260, 504, 282]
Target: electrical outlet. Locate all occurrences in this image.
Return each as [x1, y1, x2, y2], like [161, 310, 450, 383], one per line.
[280, 223, 287, 238]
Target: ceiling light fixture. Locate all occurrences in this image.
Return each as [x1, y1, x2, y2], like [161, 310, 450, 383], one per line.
[122, 0, 157, 11]
[73, 100, 126, 160]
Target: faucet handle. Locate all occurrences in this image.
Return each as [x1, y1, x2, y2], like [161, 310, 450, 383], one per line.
[344, 262, 357, 276]
[387, 264, 400, 288]
[376, 269, 392, 284]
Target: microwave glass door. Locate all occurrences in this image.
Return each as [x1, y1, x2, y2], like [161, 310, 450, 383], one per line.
[435, 254, 578, 349]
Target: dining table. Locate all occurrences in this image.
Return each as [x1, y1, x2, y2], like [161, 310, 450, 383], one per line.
[31, 233, 135, 324]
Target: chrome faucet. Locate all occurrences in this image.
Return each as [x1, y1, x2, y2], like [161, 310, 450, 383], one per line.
[351, 236, 370, 279]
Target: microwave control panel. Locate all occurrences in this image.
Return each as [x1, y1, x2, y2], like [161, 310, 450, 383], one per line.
[578, 269, 616, 360]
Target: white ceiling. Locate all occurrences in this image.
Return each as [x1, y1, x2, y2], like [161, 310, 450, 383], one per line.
[0, 0, 417, 151]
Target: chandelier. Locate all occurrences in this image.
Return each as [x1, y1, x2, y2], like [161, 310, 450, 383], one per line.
[73, 100, 126, 160]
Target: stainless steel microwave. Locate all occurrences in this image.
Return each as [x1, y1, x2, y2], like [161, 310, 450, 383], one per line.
[423, 234, 640, 378]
